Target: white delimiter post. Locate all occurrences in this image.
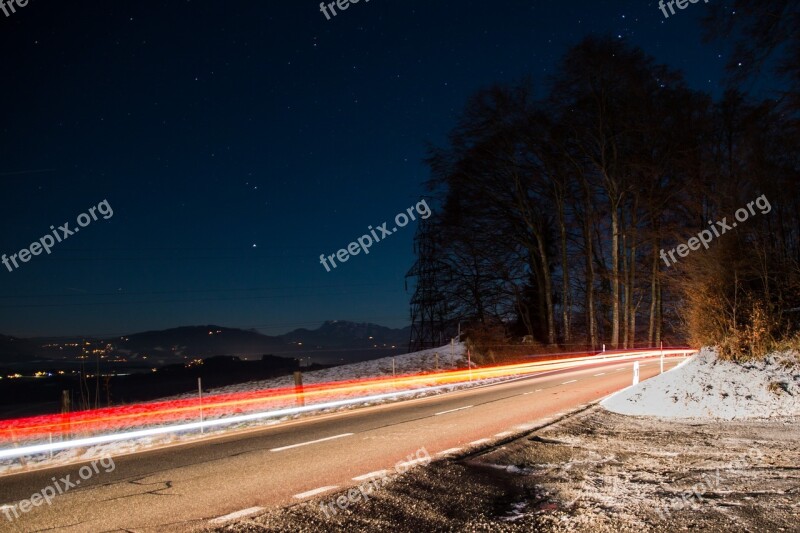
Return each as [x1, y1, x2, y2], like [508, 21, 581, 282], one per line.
[660, 341, 664, 374]
[633, 361, 640, 385]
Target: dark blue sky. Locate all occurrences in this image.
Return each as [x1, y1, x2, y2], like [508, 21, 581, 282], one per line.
[0, 1, 759, 338]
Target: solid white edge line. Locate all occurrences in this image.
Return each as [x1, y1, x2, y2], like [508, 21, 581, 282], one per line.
[293, 486, 339, 499]
[436, 447, 462, 456]
[353, 470, 387, 481]
[495, 431, 512, 437]
[469, 438, 490, 446]
[209, 506, 265, 524]
[434, 405, 473, 416]
[270, 433, 353, 452]
[396, 457, 429, 469]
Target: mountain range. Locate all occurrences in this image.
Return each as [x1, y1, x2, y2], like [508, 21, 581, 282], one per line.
[0, 321, 412, 366]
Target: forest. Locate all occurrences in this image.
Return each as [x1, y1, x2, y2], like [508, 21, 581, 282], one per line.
[410, 2, 800, 360]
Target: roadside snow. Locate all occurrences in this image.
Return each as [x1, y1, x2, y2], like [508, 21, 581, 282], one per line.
[602, 348, 800, 420]
[172, 343, 467, 398]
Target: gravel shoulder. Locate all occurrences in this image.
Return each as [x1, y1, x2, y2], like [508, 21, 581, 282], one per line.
[210, 405, 799, 532]
[211, 350, 800, 532]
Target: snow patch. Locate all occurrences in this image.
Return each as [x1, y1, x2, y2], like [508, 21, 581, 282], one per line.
[602, 348, 800, 420]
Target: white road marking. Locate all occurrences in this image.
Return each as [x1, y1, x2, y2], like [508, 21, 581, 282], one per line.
[535, 389, 542, 392]
[353, 470, 388, 481]
[293, 486, 339, 499]
[434, 405, 473, 416]
[469, 438, 491, 446]
[593, 372, 606, 376]
[209, 507, 265, 524]
[437, 447, 462, 456]
[562, 379, 578, 385]
[522, 391, 534, 395]
[495, 431, 512, 437]
[270, 433, 353, 452]
[396, 457, 430, 469]
[516, 424, 536, 431]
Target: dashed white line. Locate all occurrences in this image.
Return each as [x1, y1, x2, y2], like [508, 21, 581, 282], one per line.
[469, 438, 491, 446]
[434, 405, 473, 416]
[562, 379, 578, 385]
[437, 447, 463, 456]
[353, 470, 387, 481]
[209, 507, 266, 524]
[270, 433, 353, 452]
[293, 486, 339, 499]
[593, 372, 606, 376]
[535, 389, 542, 392]
[522, 391, 534, 395]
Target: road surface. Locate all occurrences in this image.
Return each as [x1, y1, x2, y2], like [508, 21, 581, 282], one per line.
[0, 355, 685, 532]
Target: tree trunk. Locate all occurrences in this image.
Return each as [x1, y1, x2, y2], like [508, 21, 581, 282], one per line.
[557, 197, 571, 343]
[583, 181, 598, 349]
[648, 243, 659, 345]
[611, 204, 621, 349]
[535, 235, 557, 345]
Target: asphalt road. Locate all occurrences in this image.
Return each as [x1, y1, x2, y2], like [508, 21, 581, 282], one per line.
[0, 355, 685, 532]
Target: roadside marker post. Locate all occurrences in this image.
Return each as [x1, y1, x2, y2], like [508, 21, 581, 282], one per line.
[294, 371, 305, 407]
[198, 377, 204, 434]
[633, 361, 640, 385]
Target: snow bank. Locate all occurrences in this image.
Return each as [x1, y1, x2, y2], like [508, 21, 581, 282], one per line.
[602, 348, 800, 420]
[173, 343, 466, 398]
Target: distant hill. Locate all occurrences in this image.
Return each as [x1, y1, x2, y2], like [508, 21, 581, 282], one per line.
[115, 325, 284, 363]
[4, 321, 411, 366]
[282, 320, 410, 347]
[0, 334, 38, 363]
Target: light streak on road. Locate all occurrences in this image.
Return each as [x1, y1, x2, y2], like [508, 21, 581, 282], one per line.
[0, 348, 694, 459]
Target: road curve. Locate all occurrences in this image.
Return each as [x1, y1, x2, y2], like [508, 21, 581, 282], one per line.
[0, 355, 685, 532]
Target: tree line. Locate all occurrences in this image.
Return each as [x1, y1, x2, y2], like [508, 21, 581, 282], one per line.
[414, 6, 800, 359]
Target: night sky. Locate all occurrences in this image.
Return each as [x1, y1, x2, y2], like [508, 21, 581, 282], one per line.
[0, 1, 761, 338]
